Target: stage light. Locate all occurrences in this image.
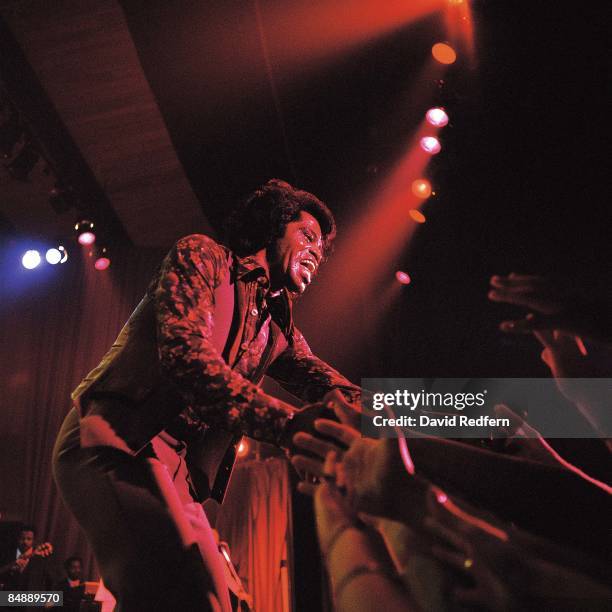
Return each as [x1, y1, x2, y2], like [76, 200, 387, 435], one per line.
[46, 246, 68, 265]
[22, 250, 41, 270]
[237, 439, 250, 458]
[75, 220, 96, 246]
[93, 246, 110, 272]
[395, 271, 411, 285]
[436, 491, 448, 504]
[409, 210, 427, 223]
[432, 42, 457, 65]
[420, 136, 441, 155]
[46, 248, 61, 265]
[94, 257, 110, 271]
[426, 107, 449, 127]
[411, 179, 432, 199]
[94, 246, 110, 271]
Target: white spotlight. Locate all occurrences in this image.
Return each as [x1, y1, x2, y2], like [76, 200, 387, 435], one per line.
[46, 248, 61, 265]
[22, 250, 41, 270]
[46, 245, 68, 265]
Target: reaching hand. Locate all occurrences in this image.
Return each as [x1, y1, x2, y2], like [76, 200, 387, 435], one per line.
[298, 452, 359, 554]
[532, 331, 612, 433]
[293, 414, 428, 519]
[281, 390, 363, 458]
[488, 273, 611, 345]
[425, 516, 516, 611]
[280, 401, 335, 456]
[491, 404, 565, 466]
[424, 491, 519, 611]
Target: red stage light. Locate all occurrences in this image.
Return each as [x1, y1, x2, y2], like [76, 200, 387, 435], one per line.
[237, 439, 250, 458]
[420, 136, 441, 154]
[426, 107, 449, 127]
[395, 271, 411, 285]
[432, 42, 457, 65]
[78, 232, 95, 246]
[409, 210, 426, 223]
[94, 257, 110, 271]
[436, 491, 448, 503]
[75, 220, 96, 245]
[411, 179, 432, 199]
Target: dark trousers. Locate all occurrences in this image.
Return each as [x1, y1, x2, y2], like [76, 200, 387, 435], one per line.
[52, 408, 231, 612]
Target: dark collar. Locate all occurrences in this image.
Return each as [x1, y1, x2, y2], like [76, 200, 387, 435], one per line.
[235, 254, 269, 284]
[234, 254, 294, 337]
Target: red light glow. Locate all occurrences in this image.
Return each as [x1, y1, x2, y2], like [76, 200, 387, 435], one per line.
[432, 42, 457, 65]
[237, 439, 250, 458]
[426, 107, 449, 127]
[94, 257, 110, 271]
[409, 210, 427, 223]
[78, 231, 96, 246]
[395, 271, 411, 285]
[420, 136, 441, 154]
[411, 179, 432, 198]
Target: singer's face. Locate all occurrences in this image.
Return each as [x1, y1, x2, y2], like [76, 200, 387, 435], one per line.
[268, 211, 323, 295]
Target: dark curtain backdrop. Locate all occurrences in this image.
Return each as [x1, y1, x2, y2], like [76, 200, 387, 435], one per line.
[0, 244, 164, 578]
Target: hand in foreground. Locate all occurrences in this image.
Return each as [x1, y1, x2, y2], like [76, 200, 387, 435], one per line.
[488, 273, 611, 345]
[532, 330, 612, 415]
[293, 416, 427, 519]
[491, 404, 564, 466]
[286, 388, 359, 458]
[280, 401, 336, 456]
[299, 451, 359, 554]
[424, 491, 519, 611]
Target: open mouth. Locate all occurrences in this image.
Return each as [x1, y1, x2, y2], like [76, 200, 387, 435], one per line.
[300, 259, 316, 274]
[298, 258, 317, 286]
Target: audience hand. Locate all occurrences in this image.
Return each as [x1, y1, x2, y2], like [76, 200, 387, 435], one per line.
[492, 404, 564, 466]
[488, 273, 611, 345]
[424, 491, 519, 611]
[298, 451, 358, 553]
[293, 413, 428, 520]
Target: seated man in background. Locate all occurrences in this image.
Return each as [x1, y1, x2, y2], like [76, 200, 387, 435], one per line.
[53, 179, 360, 611]
[0, 525, 54, 592]
[54, 556, 85, 612]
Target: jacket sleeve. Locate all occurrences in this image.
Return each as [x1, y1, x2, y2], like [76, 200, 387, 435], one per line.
[154, 234, 294, 445]
[266, 326, 362, 404]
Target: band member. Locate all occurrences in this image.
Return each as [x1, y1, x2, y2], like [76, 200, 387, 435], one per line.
[0, 525, 54, 591]
[53, 179, 360, 611]
[54, 556, 86, 612]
